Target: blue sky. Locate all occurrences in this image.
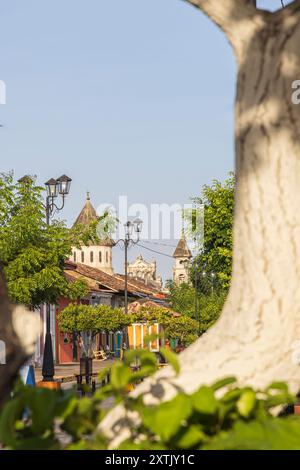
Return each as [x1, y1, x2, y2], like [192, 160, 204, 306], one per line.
[0, 0, 290, 279]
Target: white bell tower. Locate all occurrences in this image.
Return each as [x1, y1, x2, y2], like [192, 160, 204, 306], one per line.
[71, 193, 115, 275]
[173, 230, 192, 285]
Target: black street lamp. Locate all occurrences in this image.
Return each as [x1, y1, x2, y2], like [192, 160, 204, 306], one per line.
[194, 265, 207, 337]
[116, 219, 143, 314]
[57, 174, 72, 196]
[42, 174, 72, 382]
[211, 272, 216, 295]
[202, 271, 216, 294]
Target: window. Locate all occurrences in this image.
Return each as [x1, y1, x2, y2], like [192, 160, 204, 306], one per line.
[106, 251, 109, 263]
[90, 251, 94, 263]
[73, 252, 76, 262]
[81, 251, 85, 263]
[99, 251, 102, 263]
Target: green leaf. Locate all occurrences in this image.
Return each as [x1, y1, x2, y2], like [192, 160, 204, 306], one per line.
[160, 348, 180, 375]
[204, 417, 300, 450]
[237, 389, 257, 418]
[265, 393, 296, 409]
[130, 366, 157, 383]
[67, 440, 91, 450]
[124, 349, 157, 368]
[140, 394, 193, 442]
[11, 436, 59, 451]
[265, 382, 289, 393]
[0, 397, 24, 448]
[211, 377, 236, 392]
[110, 362, 131, 390]
[54, 394, 78, 420]
[220, 388, 243, 404]
[98, 366, 112, 383]
[173, 425, 206, 449]
[27, 388, 58, 434]
[192, 386, 218, 415]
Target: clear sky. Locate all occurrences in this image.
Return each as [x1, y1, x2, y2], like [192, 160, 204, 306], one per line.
[0, 0, 290, 280]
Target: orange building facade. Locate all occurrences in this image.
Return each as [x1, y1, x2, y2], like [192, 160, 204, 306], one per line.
[127, 323, 163, 352]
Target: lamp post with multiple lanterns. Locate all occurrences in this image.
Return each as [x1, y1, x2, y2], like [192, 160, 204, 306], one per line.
[115, 219, 143, 315]
[42, 175, 72, 382]
[44, 175, 72, 225]
[202, 271, 216, 295]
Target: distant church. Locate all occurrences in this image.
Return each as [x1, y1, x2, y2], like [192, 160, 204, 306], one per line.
[127, 255, 163, 290]
[71, 195, 192, 286]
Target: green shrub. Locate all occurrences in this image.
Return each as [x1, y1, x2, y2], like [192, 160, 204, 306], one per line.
[1, 351, 300, 450]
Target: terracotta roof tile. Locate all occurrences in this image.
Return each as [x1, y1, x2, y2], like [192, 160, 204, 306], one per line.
[115, 274, 165, 296]
[64, 262, 166, 297]
[128, 300, 180, 317]
[64, 270, 115, 293]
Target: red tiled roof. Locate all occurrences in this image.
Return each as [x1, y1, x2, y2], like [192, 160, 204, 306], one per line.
[128, 300, 180, 317]
[64, 262, 166, 298]
[64, 270, 116, 293]
[115, 274, 165, 296]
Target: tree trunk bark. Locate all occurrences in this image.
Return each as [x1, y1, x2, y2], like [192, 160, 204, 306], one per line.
[0, 271, 40, 406]
[100, 3, 300, 445]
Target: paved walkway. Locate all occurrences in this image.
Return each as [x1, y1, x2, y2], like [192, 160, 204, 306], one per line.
[35, 359, 115, 383]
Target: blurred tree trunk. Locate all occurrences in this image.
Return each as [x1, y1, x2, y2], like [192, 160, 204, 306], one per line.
[100, 0, 300, 445]
[0, 270, 39, 406]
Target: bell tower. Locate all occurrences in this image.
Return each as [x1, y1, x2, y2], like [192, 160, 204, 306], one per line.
[71, 193, 115, 275]
[173, 230, 192, 285]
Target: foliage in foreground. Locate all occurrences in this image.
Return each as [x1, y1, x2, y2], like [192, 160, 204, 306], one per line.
[1, 349, 300, 450]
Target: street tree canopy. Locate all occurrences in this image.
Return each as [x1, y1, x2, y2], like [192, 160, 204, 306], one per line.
[0, 173, 108, 307]
[58, 304, 132, 336]
[167, 281, 226, 335]
[131, 305, 198, 346]
[186, 174, 234, 291]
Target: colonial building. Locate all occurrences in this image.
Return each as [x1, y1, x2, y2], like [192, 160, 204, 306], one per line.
[47, 194, 168, 364]
[127, 300, 181, 352]
[127, 254, 163, 290]
[35, 195, 176, 365]
[173, 232, 192, 285]
[57, 260, 167, 363]
[71, 193, 115, 275]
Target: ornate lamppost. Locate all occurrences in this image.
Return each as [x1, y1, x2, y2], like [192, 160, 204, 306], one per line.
[202, 271, 216, 295]
[115, 219, 143, 314]
[42, 175, 72, 382]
